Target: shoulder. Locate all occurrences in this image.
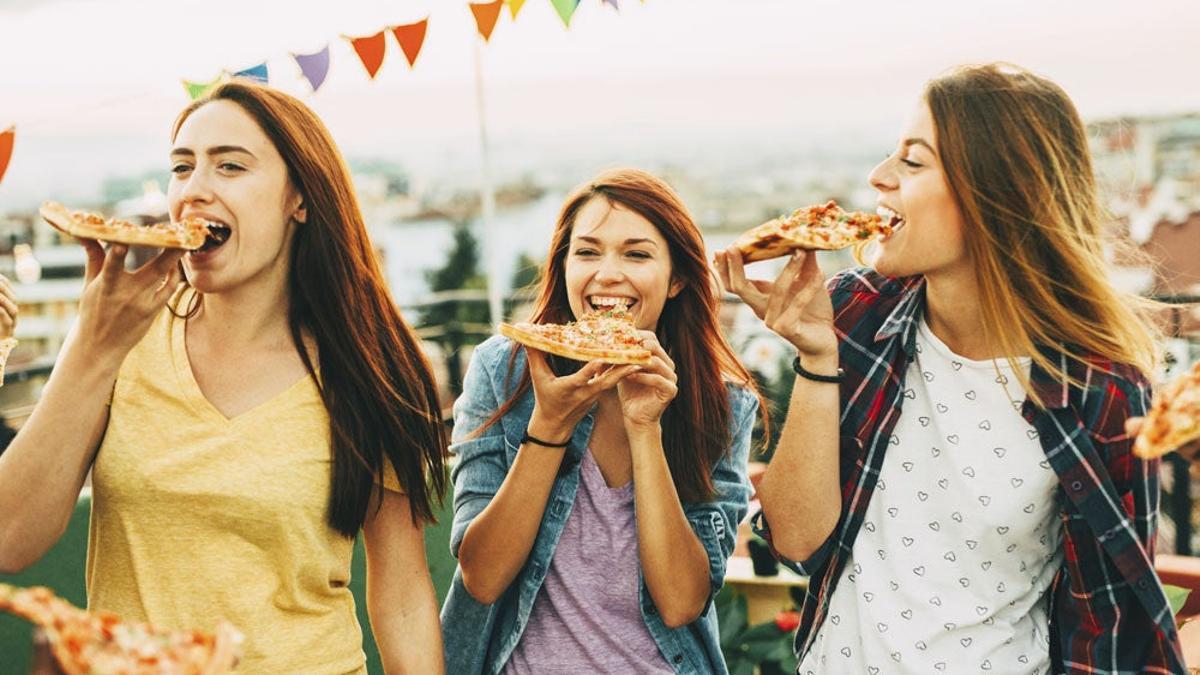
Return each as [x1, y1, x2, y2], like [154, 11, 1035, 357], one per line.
[827, 267, 922, 336]
[1078, 356, 1152, 413]
[723, 381, 760, 426]
[827, 267, 916, 297]
[468, 335, 522, 377]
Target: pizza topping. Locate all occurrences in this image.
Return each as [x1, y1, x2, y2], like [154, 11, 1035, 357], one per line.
[1135, 360, 1200, 458]
[0, 582, 242, 674]
[877, 205, 905, 236]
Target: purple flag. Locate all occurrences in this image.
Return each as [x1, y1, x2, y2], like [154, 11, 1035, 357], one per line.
[234, 62, 269, 84]
[603, 0, 619, 8]
[293, 45, 330, 92]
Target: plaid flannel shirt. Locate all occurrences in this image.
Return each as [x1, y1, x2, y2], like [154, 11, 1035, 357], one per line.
[754, 268, 1186, 674]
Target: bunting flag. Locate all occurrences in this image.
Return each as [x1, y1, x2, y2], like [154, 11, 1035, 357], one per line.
[506, 0, 526, 19]
[183, 73, 227, 100]
[469, 1, 504, 42]
[293, 45, 331, 92]
[0, 127, 14, 190]
[347, 31, 388, 79]
[233, 62, 269, 84]
[391, 18, 429, 68]
[549, 0, 580, 27]
[602, 0, 619, 9]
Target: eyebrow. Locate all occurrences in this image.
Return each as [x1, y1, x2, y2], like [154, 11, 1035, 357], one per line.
[903, 138, 936, 153]
[574, 236, 659, 247]
[169, 145, 257, 159]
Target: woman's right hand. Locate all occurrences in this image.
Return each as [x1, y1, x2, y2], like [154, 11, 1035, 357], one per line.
[74, 240, 184, 368]
[714, 247, 838, 360]
[525, 348, 639, 443]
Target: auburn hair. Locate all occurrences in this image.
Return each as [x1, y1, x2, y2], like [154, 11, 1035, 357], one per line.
[483, 168, 766, 502]
[173, 81, 447, 534]
[922, 63, 1163, 402]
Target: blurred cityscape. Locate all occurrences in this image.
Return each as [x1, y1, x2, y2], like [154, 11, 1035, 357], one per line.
[0, 110, 1197, 545]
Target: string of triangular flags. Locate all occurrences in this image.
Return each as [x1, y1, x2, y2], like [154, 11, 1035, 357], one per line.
[180, 0, 627, 101]
[0, 0, 637, 190]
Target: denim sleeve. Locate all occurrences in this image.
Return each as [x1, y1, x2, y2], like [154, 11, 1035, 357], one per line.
[448, 343, 510, 558]
[682, 390, 757, 613]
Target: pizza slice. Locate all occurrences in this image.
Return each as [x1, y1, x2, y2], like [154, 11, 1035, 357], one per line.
[733, 200, 892, 263]
[1134, 360, 1200, 459]
[39, 201, 222, 251]
[499, 306, 653, 365]
[0, 583, 242, 675]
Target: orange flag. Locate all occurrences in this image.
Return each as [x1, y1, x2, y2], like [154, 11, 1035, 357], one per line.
[346, 31, 388, 79]
[0, 126, 13, 190]
[391, 18, 429, 68]
[469, 1, 503, 42]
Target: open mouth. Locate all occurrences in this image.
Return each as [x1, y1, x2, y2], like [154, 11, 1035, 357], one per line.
[587, 295, 637, 313]
[877, 207, 906, 236]
[196, 221, 232, 253]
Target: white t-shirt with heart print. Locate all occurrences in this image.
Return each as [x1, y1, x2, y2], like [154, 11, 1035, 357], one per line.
[799, 318, 1063, 675]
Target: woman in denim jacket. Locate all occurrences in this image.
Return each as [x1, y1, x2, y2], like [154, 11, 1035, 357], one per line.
[440, 168, 767, 675]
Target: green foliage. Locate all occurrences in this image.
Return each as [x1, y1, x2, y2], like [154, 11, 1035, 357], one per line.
[1165, 583, 1192, 616]
[421, 223, 490, 332]
[715, 589, 799, 675]
[510, 252, 542, 292]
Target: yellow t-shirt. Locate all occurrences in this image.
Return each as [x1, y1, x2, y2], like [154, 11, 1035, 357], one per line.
[87, 292, 398, 674]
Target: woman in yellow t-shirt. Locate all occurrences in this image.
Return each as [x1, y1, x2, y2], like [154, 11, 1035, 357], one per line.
[0, 82, 448, 673]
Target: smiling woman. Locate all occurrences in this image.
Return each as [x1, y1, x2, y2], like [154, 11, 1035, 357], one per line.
[440, 168, 768, 675]
[0, 80, 448, 674]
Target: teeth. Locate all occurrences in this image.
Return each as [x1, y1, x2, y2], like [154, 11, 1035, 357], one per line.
[589, 295, 633, 308]
[877, 206, 900, 220]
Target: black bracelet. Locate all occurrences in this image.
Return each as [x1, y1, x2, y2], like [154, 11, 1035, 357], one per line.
[793, 355, 844, 384]
[522, 431, 572, 448]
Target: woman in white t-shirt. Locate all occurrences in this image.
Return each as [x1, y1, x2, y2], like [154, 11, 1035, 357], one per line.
[716, 63, 1185, 673]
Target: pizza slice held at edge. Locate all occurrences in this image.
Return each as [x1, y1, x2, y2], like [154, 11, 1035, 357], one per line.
[733, 200, 893, 263]
[39, 200, 217, 250]
[499, 309, 653, 366]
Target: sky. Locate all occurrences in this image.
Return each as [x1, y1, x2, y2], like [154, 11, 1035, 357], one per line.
[1, 0, 1198, 209]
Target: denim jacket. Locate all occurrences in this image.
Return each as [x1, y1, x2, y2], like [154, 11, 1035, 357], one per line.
[440, 336, 757, 675]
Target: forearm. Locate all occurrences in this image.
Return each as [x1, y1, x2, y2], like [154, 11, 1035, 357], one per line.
[630, 425, 710, 628]
[0, 338, 119, 572]
[457, 429, 566, 604]
[757, 354, 843, 561]
[369, 578, 444, 675]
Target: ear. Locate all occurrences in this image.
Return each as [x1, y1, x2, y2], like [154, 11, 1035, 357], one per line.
[667, 276, 685, 299]
[293, 200, 307, 225]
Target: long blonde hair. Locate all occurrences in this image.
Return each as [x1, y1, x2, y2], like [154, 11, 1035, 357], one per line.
[922, 63, 1162, 404]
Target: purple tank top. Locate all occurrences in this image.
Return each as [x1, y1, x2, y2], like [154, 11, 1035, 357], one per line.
[502, 448, 674, 674]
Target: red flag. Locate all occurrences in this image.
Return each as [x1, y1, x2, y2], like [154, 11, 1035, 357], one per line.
[346, 31, 387, 79]
[0, 127, 14, 190]
[391, 18, 429, 68]
[470, 1, 504, 42]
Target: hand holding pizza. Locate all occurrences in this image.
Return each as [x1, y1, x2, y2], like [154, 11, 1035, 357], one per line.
[525, 347, 639, 443]
[75, 240, 184, 368]
[714, 247, 838, 361]
[617, 331, 678, 430]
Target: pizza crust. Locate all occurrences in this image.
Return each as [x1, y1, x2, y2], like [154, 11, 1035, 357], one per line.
[1134, 360, 1200, 458]
[40, 201, 209, 250]
[734, 200, 890, 263]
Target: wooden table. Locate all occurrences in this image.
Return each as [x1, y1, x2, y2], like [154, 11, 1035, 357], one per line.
[723, 555, 808, 624]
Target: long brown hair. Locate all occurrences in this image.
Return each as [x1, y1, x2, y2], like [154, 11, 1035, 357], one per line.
[924, 63, 1162, 402]
[173, 81, 446, 534]
[486, 169, 766, 502]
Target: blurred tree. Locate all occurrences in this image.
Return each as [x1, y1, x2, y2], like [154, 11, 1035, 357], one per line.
[422, 223, 489, 395]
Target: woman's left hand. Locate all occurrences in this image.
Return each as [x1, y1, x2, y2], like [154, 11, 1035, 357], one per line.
[618, 331, 678, 430]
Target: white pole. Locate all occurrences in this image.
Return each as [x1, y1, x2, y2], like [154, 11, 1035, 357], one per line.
[473, 37, 502, 329]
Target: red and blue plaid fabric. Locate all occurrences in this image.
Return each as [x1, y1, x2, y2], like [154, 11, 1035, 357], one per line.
[754, 269, 1186, 674]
